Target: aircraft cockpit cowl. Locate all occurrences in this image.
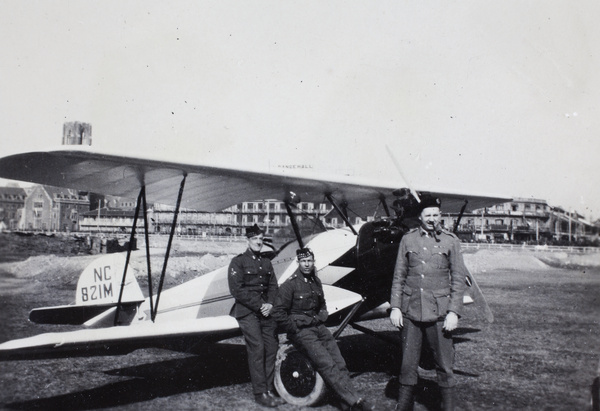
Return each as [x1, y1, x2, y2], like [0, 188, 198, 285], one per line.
[329, 219, 407, 318]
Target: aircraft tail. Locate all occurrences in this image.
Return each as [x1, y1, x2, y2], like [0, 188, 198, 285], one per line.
[29, 254, 145, 325]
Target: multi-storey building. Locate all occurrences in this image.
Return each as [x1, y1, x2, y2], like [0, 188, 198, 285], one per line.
[448, 197, 597, 244]
[10, 183, 599, 244]
[0, 186, 27, 231]
[224, 200, 349, 234]
[145, 200, 344, 238]
[79, 207, 144, 233]
[22, 186, 90, 232]
[150, 203, 235, 236]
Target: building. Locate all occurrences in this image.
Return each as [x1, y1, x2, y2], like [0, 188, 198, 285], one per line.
[224, 200, 347, 234]
[448, 197, 598, 245]
[0, 186, 26, 231]
[62, 121, 92, 146]
[22, 186, 90, 232]
[79, 207, 144, 233]
[148, 200, 344, 237]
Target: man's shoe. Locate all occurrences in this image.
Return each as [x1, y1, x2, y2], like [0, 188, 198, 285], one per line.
[254, 393, 277, 408]
[267, 390, 285, 405]
[351, 397, 377, 410]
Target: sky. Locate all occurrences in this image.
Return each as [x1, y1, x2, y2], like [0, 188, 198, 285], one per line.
[1, 1, 599, 219]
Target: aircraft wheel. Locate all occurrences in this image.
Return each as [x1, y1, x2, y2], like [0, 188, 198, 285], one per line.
[274, 344, 327, 406]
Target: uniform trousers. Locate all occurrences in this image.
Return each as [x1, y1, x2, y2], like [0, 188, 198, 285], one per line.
[290, 323, 360, 407]
[399, 318, 456, 388]
[237, 312, 279, 395]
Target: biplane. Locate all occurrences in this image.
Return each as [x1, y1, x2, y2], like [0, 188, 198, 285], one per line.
[0, 147, 509, 405]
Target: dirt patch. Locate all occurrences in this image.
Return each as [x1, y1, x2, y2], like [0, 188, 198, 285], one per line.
[534, 251, 600, 269]
[463, 249, 550, 273]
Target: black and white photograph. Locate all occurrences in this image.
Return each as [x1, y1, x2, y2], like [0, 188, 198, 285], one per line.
[0, 2, 599, 410]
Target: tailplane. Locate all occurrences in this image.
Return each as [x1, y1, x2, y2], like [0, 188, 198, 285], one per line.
[29, 254, 144, 325]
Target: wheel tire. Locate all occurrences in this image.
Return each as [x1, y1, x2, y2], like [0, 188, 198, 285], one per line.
[274, 344, 327, 406]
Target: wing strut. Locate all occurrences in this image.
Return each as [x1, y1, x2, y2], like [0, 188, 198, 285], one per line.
[379, 194, 391, 217]
[141, 185, 154, 319]
[114, 185, 145, 325]
[284, 200, 304, 248]
[152, 174, 187, 321]
[453, 200, 469, 233]
[325, 194, 358, 236]
[332, 298, 365, 339]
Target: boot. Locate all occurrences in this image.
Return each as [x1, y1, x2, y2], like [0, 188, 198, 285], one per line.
[254, 393, 277, 408]
[395, 385, 414, 411]
[440, 387, 456, 411]
[267, 390, 285, 405]
[351, 397, 377, 410]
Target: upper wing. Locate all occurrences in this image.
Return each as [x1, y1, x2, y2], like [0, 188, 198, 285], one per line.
[0, 148, 510, 216]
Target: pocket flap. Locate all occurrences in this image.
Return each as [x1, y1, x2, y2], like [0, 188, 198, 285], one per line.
[433, 288, 450, 298]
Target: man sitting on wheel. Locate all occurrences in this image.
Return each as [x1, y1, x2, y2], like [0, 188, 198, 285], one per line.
[272, 248, 376, 410]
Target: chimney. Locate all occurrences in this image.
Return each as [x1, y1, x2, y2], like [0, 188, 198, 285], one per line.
[62, 122, 92, 146]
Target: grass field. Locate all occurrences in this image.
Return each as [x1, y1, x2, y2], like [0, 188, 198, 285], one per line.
[0, 239, 598, 410]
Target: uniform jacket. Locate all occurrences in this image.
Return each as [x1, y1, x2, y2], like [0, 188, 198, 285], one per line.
[390, 227, 467, 322]
[272, 268, 329, 334]
[228, 249, 278, 319]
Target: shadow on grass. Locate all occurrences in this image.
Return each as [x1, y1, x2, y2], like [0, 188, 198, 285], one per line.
[4, 327, 483, 410]
[5, 343, 250, 411]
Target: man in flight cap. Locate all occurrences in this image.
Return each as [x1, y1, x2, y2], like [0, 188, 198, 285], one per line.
[389, 196, 467, 411]
[228, 224, 282, 407]
[272, 247, 376, 410]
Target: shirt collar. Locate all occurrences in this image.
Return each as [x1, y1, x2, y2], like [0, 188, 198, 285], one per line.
[419, 227, 431, 237]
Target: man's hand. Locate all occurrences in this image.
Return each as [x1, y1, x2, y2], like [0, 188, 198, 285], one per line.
[389, 308, 403, 328]
[260, 303, 273, 317]
[443, 311, 458, 331]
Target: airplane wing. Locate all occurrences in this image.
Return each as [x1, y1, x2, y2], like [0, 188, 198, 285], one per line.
[0, 316, 241, 361]
[0, 284, 363, 361]
[0, 147, 510, 216]
[0, 147, 506, 363]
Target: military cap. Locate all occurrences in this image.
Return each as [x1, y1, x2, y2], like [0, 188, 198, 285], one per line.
[296, 247, 314, 260]
[418, 195, 441, 211]
[245, 224, 264, 238]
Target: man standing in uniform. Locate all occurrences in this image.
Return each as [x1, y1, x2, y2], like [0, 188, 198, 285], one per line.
[272, 248, 376, 410]
[389, 196, 467, 411]
[228, 224, 282, 408]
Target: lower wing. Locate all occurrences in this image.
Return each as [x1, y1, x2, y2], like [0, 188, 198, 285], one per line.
[0, 316, 240, 361]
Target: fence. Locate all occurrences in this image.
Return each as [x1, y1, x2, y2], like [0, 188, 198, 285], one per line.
[461, 242, 600, 254]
